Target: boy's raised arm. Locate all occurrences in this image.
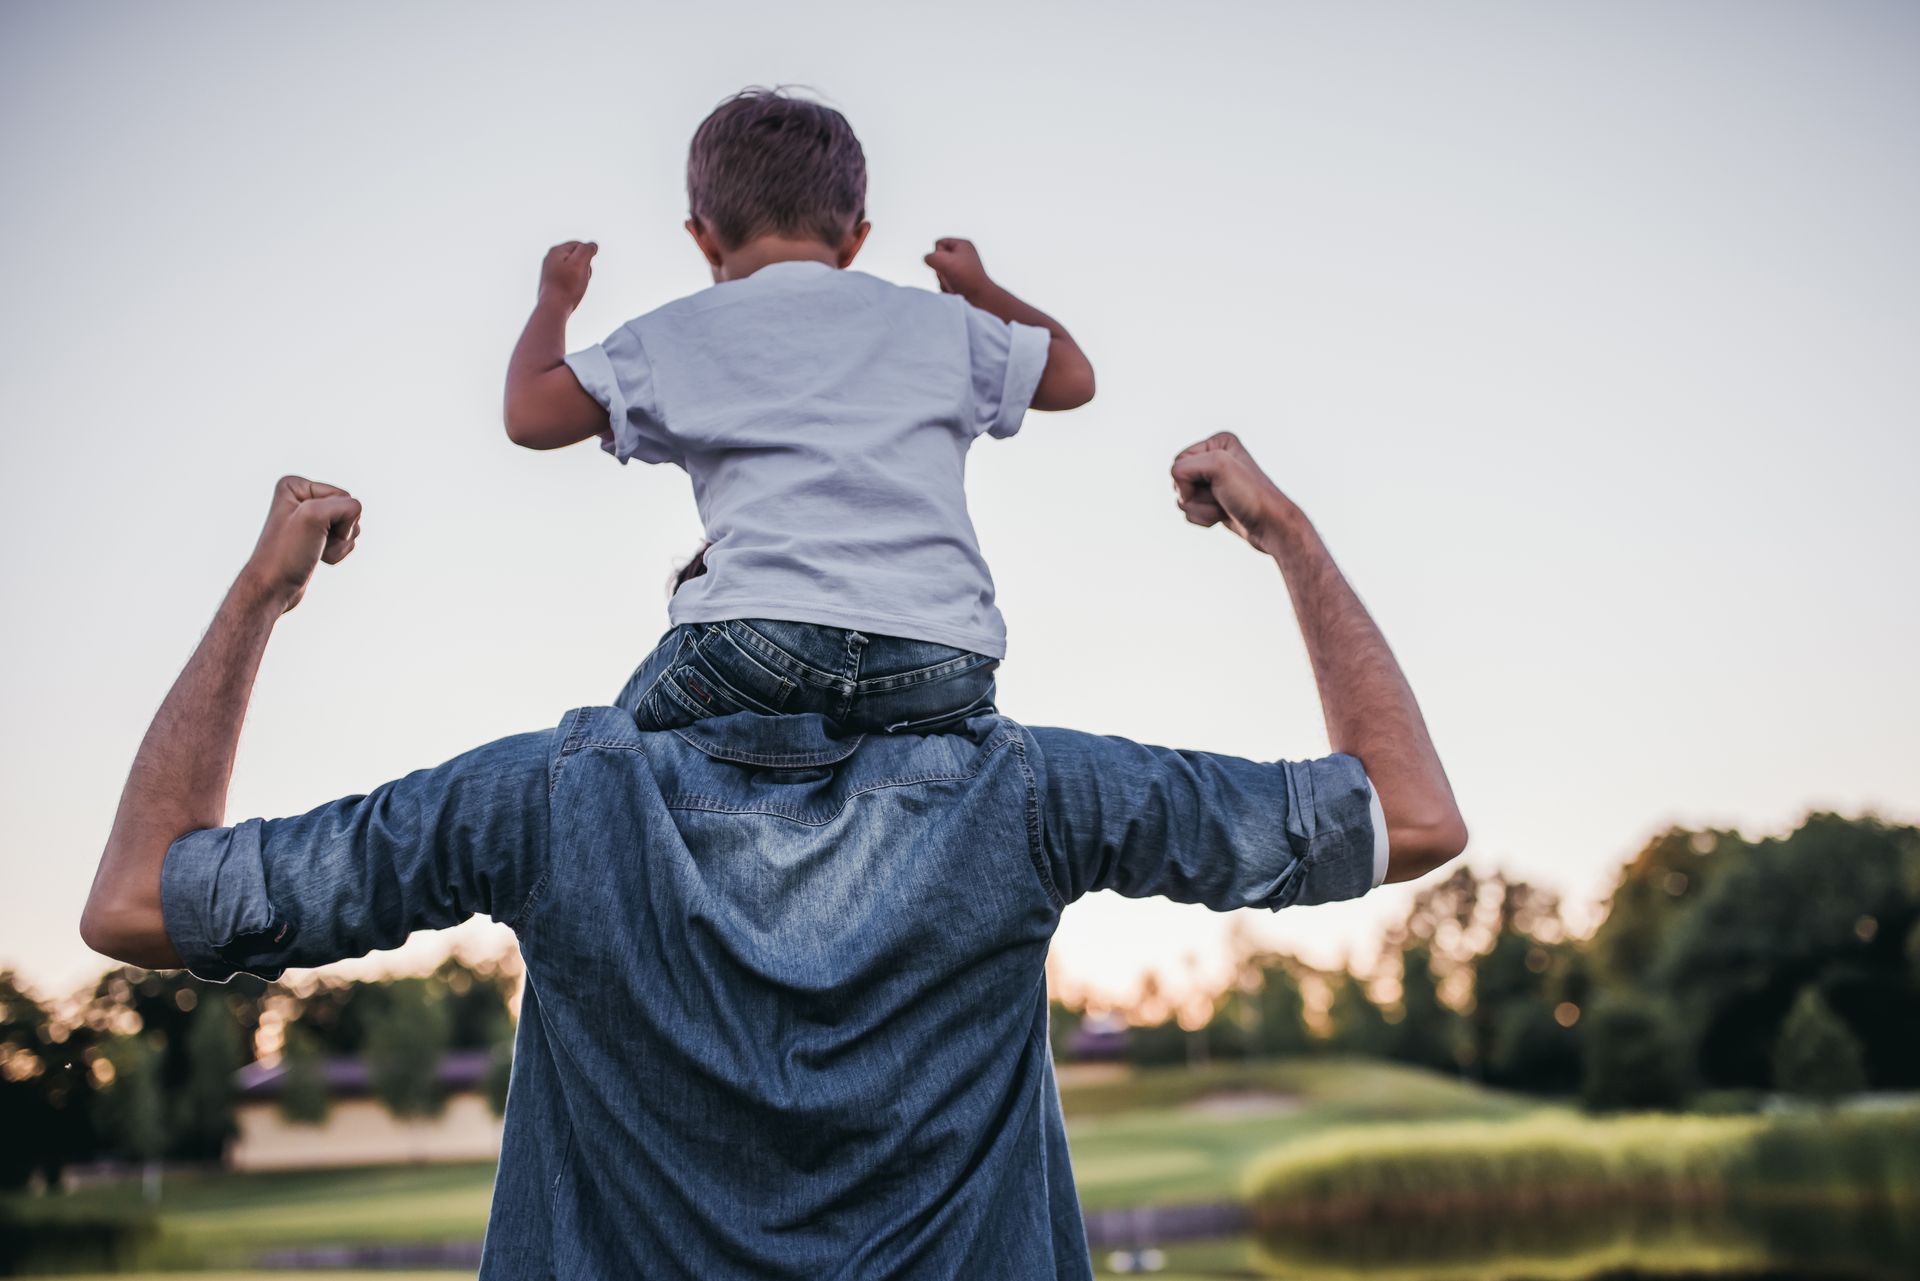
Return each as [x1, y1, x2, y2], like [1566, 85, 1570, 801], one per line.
[925, 238, 1095, 412]
[504, 241, 610, 450]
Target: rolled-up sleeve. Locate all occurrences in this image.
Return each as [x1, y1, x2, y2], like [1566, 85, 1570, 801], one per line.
[161, 729, 558, 983]
[1028, 728, 1380, 911]
[963, 303, 1051, 440]
[564, 323, 678, 466]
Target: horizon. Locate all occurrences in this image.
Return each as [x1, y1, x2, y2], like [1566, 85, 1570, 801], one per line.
[4, 1, 1917, 1008]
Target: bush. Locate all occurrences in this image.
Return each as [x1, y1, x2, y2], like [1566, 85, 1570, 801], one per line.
[1772, 986, 1867, 1102]
[1580, 994, 1689, 1112]
[1246, 1112, 1759, 1225]
[1245, 1104, 1920, 1229]
[1487, 1003, 1580, 1094]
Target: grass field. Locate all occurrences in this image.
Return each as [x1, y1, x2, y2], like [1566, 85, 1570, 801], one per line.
[8, 1059, 1534, 1274]
[1063, 1057, 1532, 1211]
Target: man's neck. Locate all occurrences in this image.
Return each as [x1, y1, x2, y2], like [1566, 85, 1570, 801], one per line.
[717, 235, 840, 282]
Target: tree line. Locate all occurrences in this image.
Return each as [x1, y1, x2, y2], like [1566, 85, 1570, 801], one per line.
[0, 955, 516, 1192]
[1052, 812, 1920, 1111]
[7, 811, 1915, 1193]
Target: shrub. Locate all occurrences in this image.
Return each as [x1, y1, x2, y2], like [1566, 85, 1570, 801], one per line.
[1772, 986, 1867, 1102]
[1245, 1112, 1759, 1226]
[1580, 993, 1689, 1112]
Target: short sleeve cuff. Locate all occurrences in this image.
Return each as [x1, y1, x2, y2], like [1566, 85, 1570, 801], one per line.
[1366, 776, 1390, 888]
[1285, 754, 1385, 907]
[989, 321, 1052, 440]
[563, 344, 638, 464]
[161, 819, 289, 984]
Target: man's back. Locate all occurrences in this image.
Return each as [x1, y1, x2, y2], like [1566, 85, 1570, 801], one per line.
[159, 704, 1380, 1279]
[495, 710, 1071, 1279]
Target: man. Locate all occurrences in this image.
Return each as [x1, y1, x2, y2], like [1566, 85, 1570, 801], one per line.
[81, 433, 1465, 1280]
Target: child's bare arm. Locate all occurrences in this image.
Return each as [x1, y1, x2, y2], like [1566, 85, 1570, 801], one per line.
[504, 242, 608, 450]
[925, 239, 1095, 412]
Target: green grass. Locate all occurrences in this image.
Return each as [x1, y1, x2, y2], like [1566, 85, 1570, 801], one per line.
[1064, 1057, 1536, 1211]
[8, 1059, 1528, 1273]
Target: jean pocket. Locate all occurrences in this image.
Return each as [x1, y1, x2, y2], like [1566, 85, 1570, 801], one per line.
[659, 625, 797, 719]
[864, 661, 999, 733]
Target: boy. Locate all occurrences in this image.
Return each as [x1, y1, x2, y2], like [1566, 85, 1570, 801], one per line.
[503, 88, 1094, 732]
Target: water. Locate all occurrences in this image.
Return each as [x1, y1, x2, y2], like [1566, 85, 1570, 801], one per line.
[1102, 1201, 1920, 1280]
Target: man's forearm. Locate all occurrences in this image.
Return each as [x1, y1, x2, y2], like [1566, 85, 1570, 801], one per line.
[1257, 506, 1467, 880]
[81, 578, 279, 967]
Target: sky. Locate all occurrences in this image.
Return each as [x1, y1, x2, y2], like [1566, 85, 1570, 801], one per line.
[3, 1, 1916, 1011]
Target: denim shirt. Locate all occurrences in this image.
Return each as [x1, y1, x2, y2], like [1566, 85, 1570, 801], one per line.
[162, 709, 1380, 1280]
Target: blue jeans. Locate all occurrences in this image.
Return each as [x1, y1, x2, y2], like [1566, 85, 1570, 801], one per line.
[617, 619, 999, 734]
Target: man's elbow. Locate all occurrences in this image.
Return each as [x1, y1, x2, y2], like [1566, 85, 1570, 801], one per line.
[78, 902, 111, 958]
[1384, 812, 1470, 884]
[80, 863, 176, 969]
[79, 898, 138, 965]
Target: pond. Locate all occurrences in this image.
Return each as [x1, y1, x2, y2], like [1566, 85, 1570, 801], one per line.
[1094, 1200, 1920, 1280]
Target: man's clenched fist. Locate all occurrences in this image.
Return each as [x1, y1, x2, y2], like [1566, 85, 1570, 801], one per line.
[241, 476, 362, 613]
[1171, 433, 1301, 552]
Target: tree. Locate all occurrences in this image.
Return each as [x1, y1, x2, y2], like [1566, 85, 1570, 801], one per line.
[1204, 989, 1257, 1061]
[1772, 986, 1867, 1103]
[433, 956, 516, 1050]
[0, 971, 93, 1190]
[366, 979, 451, 1123]
[1389, 947, 1462, 1074]
[1655, 815, 1920, 1090]
[1580, 993, 1689, 1112]
[97, 1035, 167, 1201]
[1048, 999, 1083, 1062]
[1324, 973, 1390, 1058]
[287, 977, 392, 1056]
[1124, 1018, 1189, 1068]
[173, 992, 244, 1160]
[1250, 960, 1311, 1059]
[1589, 827, 1729, 989]
[277, 1022, 330, 1126]
[1488, 1002, 1581, 1094]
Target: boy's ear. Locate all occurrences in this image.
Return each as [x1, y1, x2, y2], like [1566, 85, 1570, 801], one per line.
[838, 221, 872, 269]
[686, 218, 726, 271]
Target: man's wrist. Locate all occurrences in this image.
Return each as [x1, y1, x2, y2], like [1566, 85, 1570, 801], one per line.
[228, 564, 295, 619]
[1250, 495, 1315, 561]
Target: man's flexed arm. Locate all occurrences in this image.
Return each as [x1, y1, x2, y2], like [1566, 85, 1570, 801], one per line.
[1172, 434, 1467, 881]
[80, 479, 362, 967]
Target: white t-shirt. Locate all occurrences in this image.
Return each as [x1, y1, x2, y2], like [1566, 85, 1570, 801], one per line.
[566, 261, 1050, 658]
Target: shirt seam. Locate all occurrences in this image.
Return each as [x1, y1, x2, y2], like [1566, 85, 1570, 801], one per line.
[503, 709, 588, 932]
[1009, 732, 1068, 911]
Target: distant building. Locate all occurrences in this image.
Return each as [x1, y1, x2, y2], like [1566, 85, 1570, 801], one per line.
[1069, 1013, 1131, 1062]
[229, 1049, 502, 1171]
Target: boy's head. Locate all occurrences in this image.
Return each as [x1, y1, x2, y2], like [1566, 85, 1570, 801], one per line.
[686, 88, 868, 275]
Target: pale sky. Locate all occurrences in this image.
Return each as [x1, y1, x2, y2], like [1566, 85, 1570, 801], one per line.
[3, 1, 1916, 1009]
